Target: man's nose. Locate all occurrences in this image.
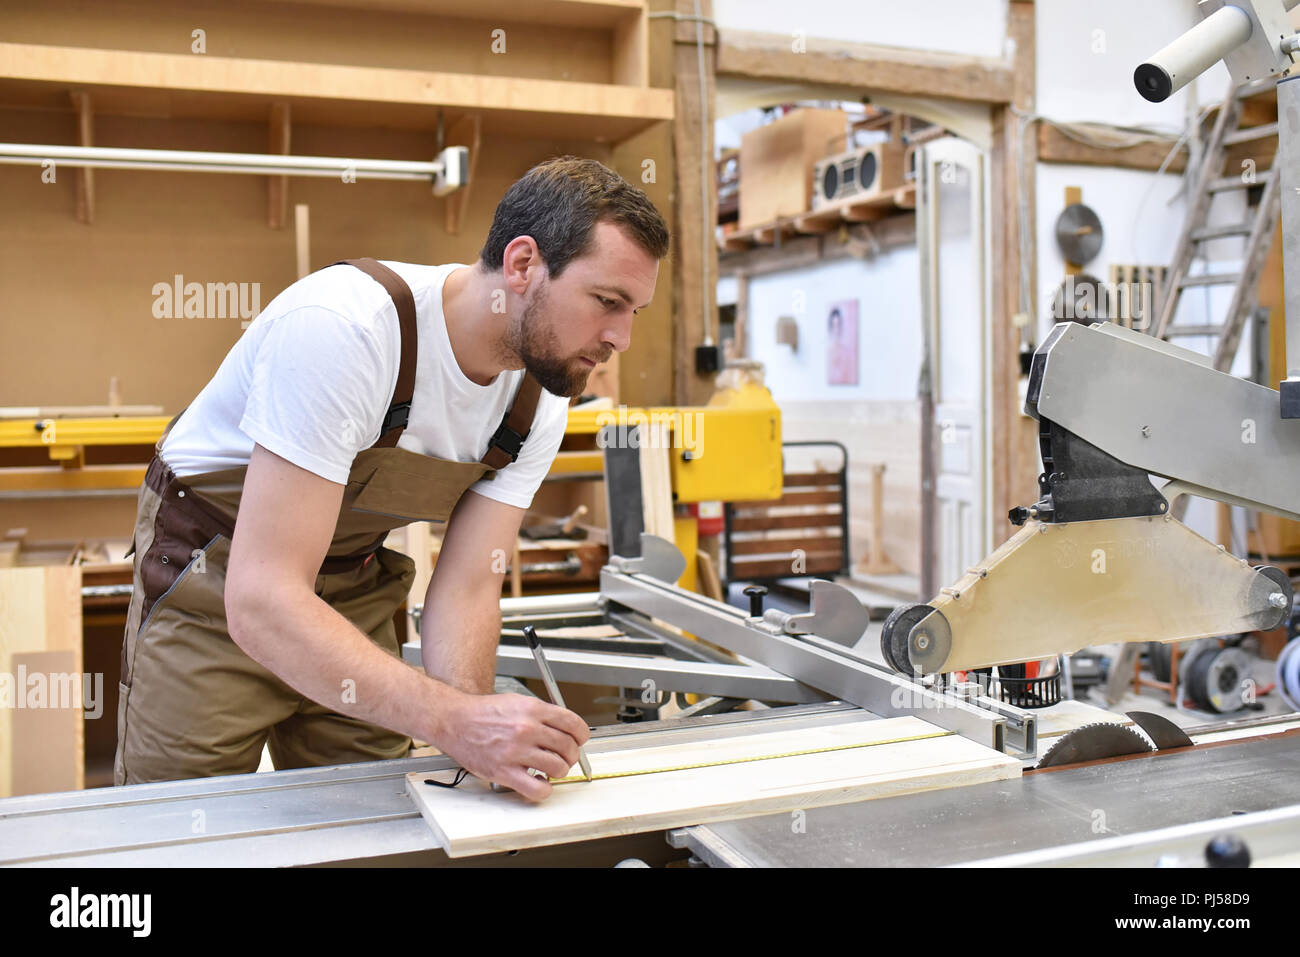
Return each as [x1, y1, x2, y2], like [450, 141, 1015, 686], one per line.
[603, 313, 634, 353]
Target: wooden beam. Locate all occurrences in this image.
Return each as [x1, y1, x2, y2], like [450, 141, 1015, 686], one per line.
[443, 112, 481, 237]
[258, 0, 646, 29]
[609, 0, 676, 407]
[268, 101, 290, 229]
[1037, 122, 1187, 173]
[69, 89, 93, 225]
[989, 0, 1038, 553]
[716, 28, 1015, 104]
[733, 270, 748, 357]
[671, 0, 718, 406]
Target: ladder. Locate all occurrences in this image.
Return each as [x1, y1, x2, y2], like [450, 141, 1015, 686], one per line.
[1151, 79, 1282, 373]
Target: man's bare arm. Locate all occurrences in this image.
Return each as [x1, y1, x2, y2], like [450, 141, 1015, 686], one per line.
[419, 490, 523, 694]
[225, 444, 452, 745]
[223, 444, 587, 800]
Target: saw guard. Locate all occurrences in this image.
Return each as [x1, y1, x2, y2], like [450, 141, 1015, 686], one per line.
[909, 516, 1292, 674]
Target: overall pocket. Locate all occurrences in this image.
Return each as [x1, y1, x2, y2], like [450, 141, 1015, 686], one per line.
[127, 533, 231, 686]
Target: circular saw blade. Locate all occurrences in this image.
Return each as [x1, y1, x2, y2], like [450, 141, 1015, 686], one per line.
[1035, 722, 1154, 770]
[1054, 202, 1103, 264]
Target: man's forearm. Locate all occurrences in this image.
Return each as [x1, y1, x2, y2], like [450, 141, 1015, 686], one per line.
[420, 580, 502, 695]
[228, 585, 460, 744]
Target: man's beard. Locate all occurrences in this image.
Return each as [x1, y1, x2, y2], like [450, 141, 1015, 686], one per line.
[510, 284, 607, 398]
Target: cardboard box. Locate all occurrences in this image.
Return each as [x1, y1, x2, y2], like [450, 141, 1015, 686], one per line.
[739, 108, 848, 231]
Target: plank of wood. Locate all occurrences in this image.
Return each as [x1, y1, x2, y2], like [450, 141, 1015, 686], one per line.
[0, 566, 83, 797]
[638, 421, 675, 544]
[1036, 122, 1187, 174]
[443, 112, 481, 236]
[729, 513, 844, 532]
[716, 28, 1014, 104]
[268, 101, 290, 229]
[783, 471, 843, 487]
[696, 548, 723, 601]
[0, 42, 675, 136]
[729, 555, 843, 579]
[733, 489, 842, 508]
[294, 203, 310, 278]
[70, 89, 94, 225]
[406, 715, 1020, 857]
[11, 649, 79, 796]
[729, 535, 842, 556]
[0, 405, 164, 418]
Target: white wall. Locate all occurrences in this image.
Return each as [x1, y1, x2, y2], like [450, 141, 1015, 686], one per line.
[1035, 162, 1253, 375]
[743, 250, 922, 402]
[712, 0, 1009, 59]
[1035, 0, 1232, 130]
[1033, 0, 1266, 547]
[731, 248, 925, 576]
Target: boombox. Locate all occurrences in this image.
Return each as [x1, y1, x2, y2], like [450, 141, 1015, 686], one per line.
[812, 142, 906, 210]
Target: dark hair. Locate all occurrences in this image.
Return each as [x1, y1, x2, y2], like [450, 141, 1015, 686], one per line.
[479, 156, 670, 278]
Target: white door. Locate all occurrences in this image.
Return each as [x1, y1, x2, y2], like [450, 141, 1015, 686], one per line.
[919, 137, 992, 591]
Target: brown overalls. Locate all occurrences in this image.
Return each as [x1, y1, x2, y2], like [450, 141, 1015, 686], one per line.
[114, 258, 542, 785]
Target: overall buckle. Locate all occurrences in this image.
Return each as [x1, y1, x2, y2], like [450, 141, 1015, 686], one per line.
[380, 400, 412, 434]
[488, 422, 525, 463]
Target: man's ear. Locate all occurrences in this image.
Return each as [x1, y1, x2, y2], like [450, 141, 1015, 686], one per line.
[501, 236, 543, 296]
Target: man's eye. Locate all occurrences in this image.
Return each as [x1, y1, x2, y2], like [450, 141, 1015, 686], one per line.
[597, 296, 616, 308]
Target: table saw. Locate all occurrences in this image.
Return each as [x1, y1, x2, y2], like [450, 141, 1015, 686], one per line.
[1, 535, 1296, 867]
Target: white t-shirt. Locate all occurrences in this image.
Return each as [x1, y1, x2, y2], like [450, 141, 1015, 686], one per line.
[160, 261, 570, 511]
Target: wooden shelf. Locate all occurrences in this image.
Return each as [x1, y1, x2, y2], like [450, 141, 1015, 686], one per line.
[0, 42, 672, 141]
[717, 184, 917, 252]
[256, 0, 646, 28]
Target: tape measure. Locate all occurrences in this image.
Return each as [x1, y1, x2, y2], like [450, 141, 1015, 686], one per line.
[550, 728, 954, 785]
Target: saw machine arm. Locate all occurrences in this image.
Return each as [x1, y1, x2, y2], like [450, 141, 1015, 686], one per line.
[883, 322, 1295, 677]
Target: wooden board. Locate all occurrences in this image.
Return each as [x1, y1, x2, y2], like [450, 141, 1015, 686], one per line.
[406, 715, 1020, 858]
[0, 566, 84, 797]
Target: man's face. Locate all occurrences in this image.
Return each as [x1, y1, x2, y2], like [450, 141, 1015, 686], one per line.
[511, 220, 659, 397]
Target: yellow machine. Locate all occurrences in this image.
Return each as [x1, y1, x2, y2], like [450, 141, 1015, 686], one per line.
[0, 379, 786, 588]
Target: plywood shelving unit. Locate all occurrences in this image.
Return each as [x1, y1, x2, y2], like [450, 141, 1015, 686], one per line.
[0, 0, 688, 791]
[0, 0, 670, 141]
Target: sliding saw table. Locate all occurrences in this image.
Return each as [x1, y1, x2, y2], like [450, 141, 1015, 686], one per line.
[1, 534, 1297, 867]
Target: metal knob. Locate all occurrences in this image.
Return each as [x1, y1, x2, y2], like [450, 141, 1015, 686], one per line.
[743, 585, 767, 618]
[1205, 833, 1251, 868]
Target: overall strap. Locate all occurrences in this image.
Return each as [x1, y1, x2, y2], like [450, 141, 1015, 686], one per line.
[333, 258, 418, 449]
[481, 373, 543, 470]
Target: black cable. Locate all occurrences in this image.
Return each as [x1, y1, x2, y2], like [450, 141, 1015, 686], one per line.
[424, 768, 469, 789]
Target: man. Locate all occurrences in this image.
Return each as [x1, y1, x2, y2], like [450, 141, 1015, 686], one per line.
[115, 156, 670, 802]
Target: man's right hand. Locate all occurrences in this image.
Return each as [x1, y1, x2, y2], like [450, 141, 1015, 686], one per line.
[436, 691, 591, 802]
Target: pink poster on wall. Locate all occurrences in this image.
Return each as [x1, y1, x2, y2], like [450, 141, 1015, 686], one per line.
[827, 299, 858, 385]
